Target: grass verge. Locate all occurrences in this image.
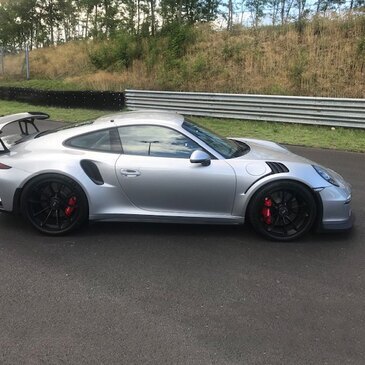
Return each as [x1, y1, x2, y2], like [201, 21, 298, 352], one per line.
[192, 117, 365, 153]
[0, 79, 89, 91]
[1, 100, 364, 153]
[0, 100, 110, 122]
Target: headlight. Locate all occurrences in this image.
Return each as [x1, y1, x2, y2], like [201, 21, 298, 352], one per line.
[313, 165, 339, 187]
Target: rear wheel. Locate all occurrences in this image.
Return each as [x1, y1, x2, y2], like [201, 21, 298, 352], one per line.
[248, 181, 317, 241]
[21, 174, 88, 235]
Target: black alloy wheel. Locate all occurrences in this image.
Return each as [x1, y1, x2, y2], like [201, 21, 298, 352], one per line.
[21, 174, 88, 235]
[248, 181, 317, 241]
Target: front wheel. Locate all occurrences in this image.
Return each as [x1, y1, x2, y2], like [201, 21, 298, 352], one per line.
[248, 181, 317, 241]
[20, 174, 88, 235]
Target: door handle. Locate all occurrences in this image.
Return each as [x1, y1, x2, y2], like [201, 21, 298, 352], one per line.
[120, 168, 141, 177]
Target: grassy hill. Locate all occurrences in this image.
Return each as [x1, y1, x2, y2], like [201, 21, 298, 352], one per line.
[1, 14, 365, 98]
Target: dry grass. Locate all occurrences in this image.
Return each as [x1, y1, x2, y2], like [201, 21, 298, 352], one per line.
[184, 15, 365, 97]
[3, 53, 24, 77]
[30, 41, 92, 78]
[2, 41, 93, 80]
[65, 60, 158, 91]
[1, 15, 365, 97]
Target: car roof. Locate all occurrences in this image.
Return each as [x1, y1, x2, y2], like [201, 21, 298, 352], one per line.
[94, 110, 185, 128]
[5, 111, 186, 152]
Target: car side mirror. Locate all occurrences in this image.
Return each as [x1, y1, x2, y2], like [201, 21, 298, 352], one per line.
[190, 150, 211, 166]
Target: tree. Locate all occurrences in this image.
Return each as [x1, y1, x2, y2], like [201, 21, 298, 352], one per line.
[57, 0, 78, 42]
[160, 0, 220, 25]
[246, 0, 268, 27]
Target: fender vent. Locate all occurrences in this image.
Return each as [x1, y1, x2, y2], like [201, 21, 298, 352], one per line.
[80, 160, 104, 185]
[266, 161, 289, 174]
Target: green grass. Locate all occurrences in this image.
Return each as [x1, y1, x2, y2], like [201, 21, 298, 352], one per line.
[190, 117, 365, 153]
[0, 100, 364, 152]
[0, 79, 88, 91]
[0, 100, 111, 122]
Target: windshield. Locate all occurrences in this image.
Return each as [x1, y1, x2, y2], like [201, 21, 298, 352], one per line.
[182, 119, 249, 159]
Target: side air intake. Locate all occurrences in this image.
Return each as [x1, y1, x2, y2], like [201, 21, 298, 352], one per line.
[266, 161, 289, 174]
[80, 160, 104, 185]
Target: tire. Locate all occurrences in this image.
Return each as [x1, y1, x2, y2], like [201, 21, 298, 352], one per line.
[248, 181, 317, 241]
[20, 174, 88, 235]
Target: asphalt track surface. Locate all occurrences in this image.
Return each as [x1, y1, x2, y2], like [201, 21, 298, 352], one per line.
[0, 120, 364, 364]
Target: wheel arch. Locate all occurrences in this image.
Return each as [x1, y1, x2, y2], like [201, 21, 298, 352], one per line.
[243, 177, 323, 227]
[14, 171, 90, 215]
[244, 178, 323, 240]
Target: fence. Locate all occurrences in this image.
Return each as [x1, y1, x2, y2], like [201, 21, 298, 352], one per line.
[0, 87, 125, 110]
[125, 90, 365, 129]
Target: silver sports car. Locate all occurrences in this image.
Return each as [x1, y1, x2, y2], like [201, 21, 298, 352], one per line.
[0, 111, 353, 240]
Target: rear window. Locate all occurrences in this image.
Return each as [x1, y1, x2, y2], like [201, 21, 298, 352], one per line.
[65, 129, 121, 153]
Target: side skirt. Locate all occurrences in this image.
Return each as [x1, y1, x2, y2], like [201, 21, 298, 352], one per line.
[89, 214, 245, 225]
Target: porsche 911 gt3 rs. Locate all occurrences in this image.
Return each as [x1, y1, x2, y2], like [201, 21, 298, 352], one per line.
[0, 111, 353, 240]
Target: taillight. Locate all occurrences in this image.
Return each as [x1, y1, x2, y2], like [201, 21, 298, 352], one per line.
[0, 163, 11, 169]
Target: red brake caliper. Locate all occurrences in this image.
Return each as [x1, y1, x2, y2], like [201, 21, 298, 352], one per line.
[261, 197, 272, 225]
[64, 197, 77, 217]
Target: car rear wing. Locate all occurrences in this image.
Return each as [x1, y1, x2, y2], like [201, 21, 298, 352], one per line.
[0, 112, 50, 153]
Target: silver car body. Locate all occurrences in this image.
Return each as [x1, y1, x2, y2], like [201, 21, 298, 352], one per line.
[0, 111, 353, 231]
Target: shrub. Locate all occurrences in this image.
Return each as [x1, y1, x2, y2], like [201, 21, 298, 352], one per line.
[88, 31, 138, 70]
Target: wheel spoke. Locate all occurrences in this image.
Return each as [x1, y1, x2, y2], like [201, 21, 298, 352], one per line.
[296, 202, 308, 210]
[33, 206, 51, 217]
[267, 214, 280, 232]
[284, 191, 295, 204]
[49, 183, 57, 195]
[55, 209, 60, 228]
[279, 191, 284, 204]
[284, 215, 299, 232]
[40, 208, 53, 227]
[281, 217, 289, 234]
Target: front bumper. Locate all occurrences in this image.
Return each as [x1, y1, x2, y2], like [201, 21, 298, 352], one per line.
[321, 212, 354, 231]
[317, 184, 353, 232]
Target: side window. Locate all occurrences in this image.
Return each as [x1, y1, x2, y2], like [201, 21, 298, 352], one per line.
[66, 129, 121, 152]
[118, 125, 201, 158]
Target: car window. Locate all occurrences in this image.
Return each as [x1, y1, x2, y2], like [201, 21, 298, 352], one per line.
[118, 125, 201, 158]
[183, 119, 249, 158]
[66, 129, 121, 152]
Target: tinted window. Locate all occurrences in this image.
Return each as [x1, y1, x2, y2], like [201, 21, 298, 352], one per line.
[118, 125, 200, 158]
[66, 129, 121, 152]
[182, 119, 249, 159]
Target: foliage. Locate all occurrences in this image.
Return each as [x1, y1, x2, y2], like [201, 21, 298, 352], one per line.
[2, 15, 365, 97]
[161, 21, 196, 58]
[1, 0, 363, 53]
[88, 31, 138, 70]
[0, 0, 219, 51]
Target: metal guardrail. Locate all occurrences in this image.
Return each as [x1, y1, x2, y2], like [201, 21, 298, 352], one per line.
[125, 90, 365, 129]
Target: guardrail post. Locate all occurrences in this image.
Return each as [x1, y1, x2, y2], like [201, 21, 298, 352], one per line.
[0, 47, 4, 75]
[25, 45, 30, 80]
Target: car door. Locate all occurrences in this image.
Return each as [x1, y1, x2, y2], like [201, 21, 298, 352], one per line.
[115, 125, 236, 215]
